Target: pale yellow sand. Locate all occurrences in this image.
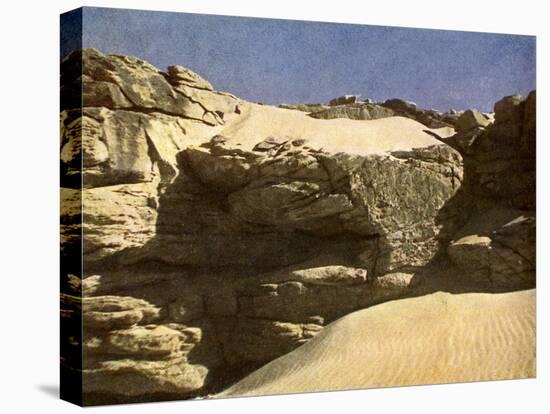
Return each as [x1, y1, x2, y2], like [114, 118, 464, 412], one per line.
[219, 289, 535, 397]
[221, 104, 454, 155]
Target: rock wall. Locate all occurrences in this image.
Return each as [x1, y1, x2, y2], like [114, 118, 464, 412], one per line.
[60, 49, 536, 405]
[445, 92, 536, 290]
[447, 92, 536, 210]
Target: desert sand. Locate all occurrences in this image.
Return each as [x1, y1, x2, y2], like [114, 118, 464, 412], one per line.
[221, 103, 455, 155]
[220, 289, 535, 397]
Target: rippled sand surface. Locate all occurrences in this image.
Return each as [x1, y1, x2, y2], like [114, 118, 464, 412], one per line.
[219, 290, 535, 397]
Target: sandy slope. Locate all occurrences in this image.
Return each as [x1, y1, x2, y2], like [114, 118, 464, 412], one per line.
[220, 103, 455, 155]
[219, 289, 535, 397]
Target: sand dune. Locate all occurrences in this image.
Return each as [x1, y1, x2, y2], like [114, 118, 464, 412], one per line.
[220, 103, 454, 156]
[219, 289, 535, 397]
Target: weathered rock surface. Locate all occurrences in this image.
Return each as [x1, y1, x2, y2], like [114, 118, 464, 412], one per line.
[62, 49, 240, 126]
[82, 321, 218, 402]
[60, 49, 536, 404]
[329, 94, 358, 106]
[445, 91, 536, 210]
[278, 103, 330, 113]
[308, 102, 395, 120]
[381, 98, 460, 128]
[285, 96, 460, 129]
[455, 109, 491, 132]
[82, 295, 161, 330]
[448, 210, 535, 289]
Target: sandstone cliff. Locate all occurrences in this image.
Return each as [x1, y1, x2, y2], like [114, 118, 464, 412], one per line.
[60, 49, 536, 404]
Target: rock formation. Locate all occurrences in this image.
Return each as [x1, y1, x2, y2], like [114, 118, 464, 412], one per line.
[60, 49, 536, 405]
[281, 95, 461, 129]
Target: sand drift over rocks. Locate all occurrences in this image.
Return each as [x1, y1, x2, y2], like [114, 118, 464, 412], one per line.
[60, 49, 536, 405]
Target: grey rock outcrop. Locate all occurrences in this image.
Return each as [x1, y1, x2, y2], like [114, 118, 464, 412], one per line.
[455, 109, 491, 132]
[278, 103, 330, 113]
[329, 95, 358, 106]
[445, 91, 536, 210]
[381, 98, 460, 128]
[308, 103, 395, 120]
[297, 96, 460, 128]
[448, 210, 535, 289]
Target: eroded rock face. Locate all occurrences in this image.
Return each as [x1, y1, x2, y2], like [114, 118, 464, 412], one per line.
[329, 95, 358, 106]
[298, 97, 460, 128]
[381, 98, 460, 128]
[309, 103, 395, 120]
[82, 320, 219, 402]
[455, 109, 491, 132]
[448, 213, 535, 289]
[445, 91, 536, 210]
[60, 49, 535, 404]
[62, 49, 240, 126]
[278, 103, 330, 113]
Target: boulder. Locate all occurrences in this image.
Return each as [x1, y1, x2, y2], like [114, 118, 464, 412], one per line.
[329, 95, 358, 106]
[455, 109, 490, 132]
[165, 65, 213, 90]
[447, 235, 491, 271]
[380, 98, 457, 128]
[383, 98, 418, 113]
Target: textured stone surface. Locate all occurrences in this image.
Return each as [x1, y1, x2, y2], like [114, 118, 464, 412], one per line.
[83, 295, 161, 330]
[278, 103, 330, 113]
[309, 103, 395, 120]
[445, 92, 535, 210]
[448, 211, 535, 289]
[329, 95, 358, 106]
[60, 50, 536, 404]
[455, 109, 491, 132]
[165, 65, 214, 90]
[448, 234, 491, 270]
[381, 98, 460, 128]
[62, 49, 239, 125]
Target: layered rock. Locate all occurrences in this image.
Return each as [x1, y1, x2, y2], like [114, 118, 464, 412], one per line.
[81, 296, 220, 403]
[308, 102, 395, 120]
[61, 49, 240, 126]
[60, 49, 536, 404]
[278, 103, 330, 113]
[279, 96, 460, 129]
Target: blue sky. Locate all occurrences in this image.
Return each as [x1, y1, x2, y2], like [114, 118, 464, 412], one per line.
[65, 7, 535, 112]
